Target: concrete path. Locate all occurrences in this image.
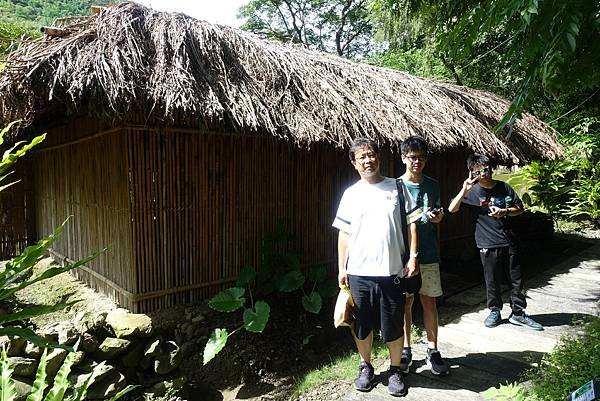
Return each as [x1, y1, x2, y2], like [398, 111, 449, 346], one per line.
[340, 239, 600, 401]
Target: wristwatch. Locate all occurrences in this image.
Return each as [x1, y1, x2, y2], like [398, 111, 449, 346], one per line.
[410, 252, 419, 259]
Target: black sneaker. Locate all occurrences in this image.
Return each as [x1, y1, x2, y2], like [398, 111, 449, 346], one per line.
[509, 313, 544, 331]
[484, 309, 501, 328]
[399, 347, 412, 374]
[387, 366, 407, 396]
[426, 348, 449, 376]
[354, 361, 374, 392]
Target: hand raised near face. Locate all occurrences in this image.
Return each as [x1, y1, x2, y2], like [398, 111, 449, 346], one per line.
[462, 174, 478, 193]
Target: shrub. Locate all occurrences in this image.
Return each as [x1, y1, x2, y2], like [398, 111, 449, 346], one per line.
[483, 315, 600, 401]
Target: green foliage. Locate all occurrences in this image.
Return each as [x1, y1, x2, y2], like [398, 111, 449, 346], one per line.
[482, 382, 527, 401]
[203, 328, 229, 366]
[526, 315, 600, 401]
[207, 287, 246, 312]
[238, 0, 373, 58]
[0, 0, 111, 27]
[277, 269, 305, 292]
[242, 301, 270, 333]
[0, 348, 137, 401]
[235, 264, 256, 287]
[301, 292, 322, 314]
[376, 0, 600, 130]
[0, 20, 38, 55]
[0, 348, 18, 401]
[203, 225, 337, 365]
[0, 0, 113, 58]
[510, 116, 600, 226]
[483, 315, 600, 401]
[27, 348, 48, 401]
[368, 46, 452, 80]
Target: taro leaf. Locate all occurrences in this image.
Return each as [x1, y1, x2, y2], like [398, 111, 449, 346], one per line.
[203, 328, 228, 365]
[302, 292, 322, 314]
[317, 279, 339, 298]
[208, 287, 245, 312]
[277, 270, 305, 292]
[243, 301, 270, 333]
[236, 265, 256, 287]
[307, 265, 327, 283]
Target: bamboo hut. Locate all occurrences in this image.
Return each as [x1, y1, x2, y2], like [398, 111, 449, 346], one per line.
[0, 2, 562, 312]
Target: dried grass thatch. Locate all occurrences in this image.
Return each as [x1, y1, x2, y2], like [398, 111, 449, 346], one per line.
[0, 1, 561, 163]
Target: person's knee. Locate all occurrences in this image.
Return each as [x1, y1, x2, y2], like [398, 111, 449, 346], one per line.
[405, 294, 415, 309]
[420, 294, 437, 312]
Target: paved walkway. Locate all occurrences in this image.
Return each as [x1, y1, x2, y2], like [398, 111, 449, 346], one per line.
[340, 238, 600, 401]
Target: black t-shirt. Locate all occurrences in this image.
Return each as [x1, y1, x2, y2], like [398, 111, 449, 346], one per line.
[462, 181, 523, 248]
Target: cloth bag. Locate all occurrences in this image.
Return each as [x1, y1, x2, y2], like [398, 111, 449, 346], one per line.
[333, 285, 355, 328]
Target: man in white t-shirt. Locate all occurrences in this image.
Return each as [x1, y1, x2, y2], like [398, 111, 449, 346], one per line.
[333, 137, 419, 397]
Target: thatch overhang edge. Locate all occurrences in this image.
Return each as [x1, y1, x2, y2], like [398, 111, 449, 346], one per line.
[0, 1, 562, 165]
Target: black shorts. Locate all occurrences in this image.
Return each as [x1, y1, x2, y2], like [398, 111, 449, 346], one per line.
[348, 275, 406, 342]
[402, 273, 422, 295]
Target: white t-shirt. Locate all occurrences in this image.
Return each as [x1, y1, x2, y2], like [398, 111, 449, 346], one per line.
[332, 177, 417, 277]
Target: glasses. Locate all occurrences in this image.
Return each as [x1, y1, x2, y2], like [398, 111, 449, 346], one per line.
[472, 166, 492, 175]
[405, 155, 428, 163]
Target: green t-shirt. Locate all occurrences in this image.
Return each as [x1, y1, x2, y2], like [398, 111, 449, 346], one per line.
[402, 175, 440, 264]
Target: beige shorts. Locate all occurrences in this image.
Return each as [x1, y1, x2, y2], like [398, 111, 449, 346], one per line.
[411, 263, 443, 298]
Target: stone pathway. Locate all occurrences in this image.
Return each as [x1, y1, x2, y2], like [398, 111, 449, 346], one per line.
[340, 239, 600, 401]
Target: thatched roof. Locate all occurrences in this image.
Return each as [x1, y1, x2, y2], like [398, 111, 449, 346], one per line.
[0, 2, 561, 164]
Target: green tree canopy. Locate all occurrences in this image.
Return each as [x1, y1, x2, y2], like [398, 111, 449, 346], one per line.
[238, 0, 374, 58]
[374, 0, 600, 130]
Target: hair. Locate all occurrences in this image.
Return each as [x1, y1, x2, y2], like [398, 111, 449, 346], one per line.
[467, 154, 496, 170]
[349, 137, 379, 161]
[401, 136, 429, 156]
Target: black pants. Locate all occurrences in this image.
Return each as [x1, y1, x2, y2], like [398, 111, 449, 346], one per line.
[479, 246, 526, 314]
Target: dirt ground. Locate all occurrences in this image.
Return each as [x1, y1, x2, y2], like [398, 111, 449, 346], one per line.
[8, 226, 599, 401]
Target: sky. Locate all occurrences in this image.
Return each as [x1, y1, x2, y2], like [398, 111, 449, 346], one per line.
[136, 0, 247, 27]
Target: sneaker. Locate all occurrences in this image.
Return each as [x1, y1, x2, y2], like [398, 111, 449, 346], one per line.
[426, 348, 449, 376]
[509, 313, 544, 331]
[387, 366, 407, 396]
[399, 347, 412, 373]
[484, 309, 501, 328]
[354, 361, 375, 391]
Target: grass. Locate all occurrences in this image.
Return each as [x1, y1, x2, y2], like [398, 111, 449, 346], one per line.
[484, 313, 600, 401]
[526, 314, 600, 401]
[290, 325, 424, 399]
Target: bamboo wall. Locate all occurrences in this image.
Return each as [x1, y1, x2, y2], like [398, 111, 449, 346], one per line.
[33, 124, 134, 307]
[0, 164, 34, 259]
[28, 116, 472, 312]
[125, 128, 356, 311]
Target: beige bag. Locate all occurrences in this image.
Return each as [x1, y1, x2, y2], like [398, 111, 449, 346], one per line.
[333, 285, 355, 328]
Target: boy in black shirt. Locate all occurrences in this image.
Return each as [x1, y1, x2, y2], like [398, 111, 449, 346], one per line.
[448, 154, 543, 330]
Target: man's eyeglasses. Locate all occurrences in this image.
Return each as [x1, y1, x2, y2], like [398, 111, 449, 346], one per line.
[405, 155, 428, 163]
[472, 166, 492, 176]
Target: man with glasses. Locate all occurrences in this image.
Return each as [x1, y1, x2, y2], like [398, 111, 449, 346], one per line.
[448, 154, 543, 330]
[333, 137, 419, 396]
[398, 136, 450, 376]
